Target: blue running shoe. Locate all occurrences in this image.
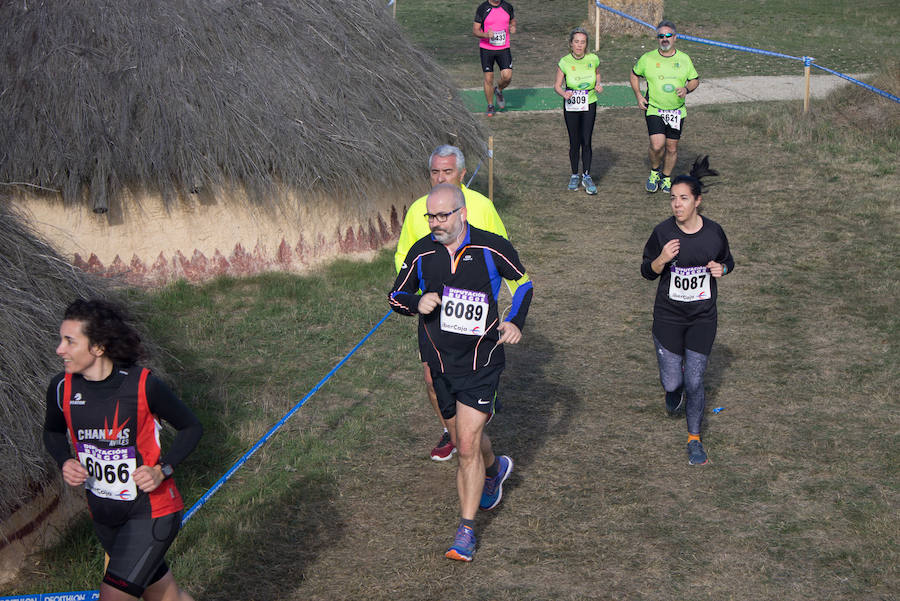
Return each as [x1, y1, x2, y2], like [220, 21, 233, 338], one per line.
[445, 524, 476, 561]
[661, 175, 672, 194]
[480, 455, 513, 510]
[486, 104, 495, 117]
[494, 86, 506, 110]
[582, 174, 597, 195]
[646, 169, 660, 193]
[567, 174, 580, 191]
[687, 440, 709, 466]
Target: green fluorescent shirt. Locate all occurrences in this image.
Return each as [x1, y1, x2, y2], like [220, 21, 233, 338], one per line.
[558, 53, 600, 104]
[632, 49, 698, 116]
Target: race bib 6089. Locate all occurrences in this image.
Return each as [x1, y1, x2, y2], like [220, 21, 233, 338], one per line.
[440, 286, 489, 335]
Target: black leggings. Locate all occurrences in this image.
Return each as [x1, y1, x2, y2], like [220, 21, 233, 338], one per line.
[563, 102, 597, 174]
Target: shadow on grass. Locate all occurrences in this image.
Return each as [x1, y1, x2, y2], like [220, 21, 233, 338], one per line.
[478, 331, 578, 530]
[200, 473, 343, 601]
[702, 343, 736, 434]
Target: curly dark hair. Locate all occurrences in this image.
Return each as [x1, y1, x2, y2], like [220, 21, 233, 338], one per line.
[63, 299, 146, 365]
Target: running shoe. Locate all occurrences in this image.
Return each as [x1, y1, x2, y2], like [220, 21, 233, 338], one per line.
[486, 104, 495, 117]
[582, 174, 598, 195]
[645, 169, 661, 193]
[661, 175, 672, 194]
[445, 524, 476, 562]
[687, 440, 709, 466]
[494, 86, 506, 110]
[567, 174, 580, 191]
[479, 455, 513, 510]
[430, 431, 456, 462]
[665, 387, 685, 416]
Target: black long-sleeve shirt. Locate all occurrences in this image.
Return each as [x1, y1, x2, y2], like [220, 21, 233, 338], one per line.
[641, 216, 734, 324]
[389, 225, 533, 375]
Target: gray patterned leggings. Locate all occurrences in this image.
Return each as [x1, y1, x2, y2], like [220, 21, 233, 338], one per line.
[653, 335, 709, 435]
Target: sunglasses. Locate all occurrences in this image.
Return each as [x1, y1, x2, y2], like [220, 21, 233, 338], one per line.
[657, 33, 675, 39]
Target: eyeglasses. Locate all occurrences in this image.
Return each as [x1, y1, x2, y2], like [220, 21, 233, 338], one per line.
[657, 33, 675, 39]
[424, 206, 463, 223]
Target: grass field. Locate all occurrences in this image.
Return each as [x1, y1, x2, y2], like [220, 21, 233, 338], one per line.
[6, 1, 898, 599]
[398, 0, 900, 87]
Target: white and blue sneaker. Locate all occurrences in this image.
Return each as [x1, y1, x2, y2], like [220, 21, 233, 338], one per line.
[567, 174, 580, 191]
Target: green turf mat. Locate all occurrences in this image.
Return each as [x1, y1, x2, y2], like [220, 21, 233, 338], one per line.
[458, 85, 635, 112]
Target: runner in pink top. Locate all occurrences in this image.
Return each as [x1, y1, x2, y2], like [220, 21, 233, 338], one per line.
[473, 0, 516, 116]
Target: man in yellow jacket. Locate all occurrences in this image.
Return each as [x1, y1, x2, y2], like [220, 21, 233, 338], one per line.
[395, 144, 513, 461]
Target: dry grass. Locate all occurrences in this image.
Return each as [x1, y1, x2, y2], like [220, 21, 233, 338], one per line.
[0, 0, 484, 213]
[0, 204, 112, 522]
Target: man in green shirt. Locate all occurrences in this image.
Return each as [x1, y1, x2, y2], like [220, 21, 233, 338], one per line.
[630, 20, 699, 194]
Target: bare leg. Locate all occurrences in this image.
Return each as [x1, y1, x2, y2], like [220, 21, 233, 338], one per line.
[483, 71, 496, 105]
[662, 138, 679, 175]
[454, 403, 490, 519]
[648, 133, 666, 170]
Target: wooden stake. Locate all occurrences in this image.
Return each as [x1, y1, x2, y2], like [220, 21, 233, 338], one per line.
[803, 57, 812, 113]
[392, 0, 396, 19]
[595, 4, 600, 51]
[488, 136, 494, 202]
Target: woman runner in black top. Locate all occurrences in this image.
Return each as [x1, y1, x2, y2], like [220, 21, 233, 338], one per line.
[641, 156, 734, 466]
[43, 299, 201, 600]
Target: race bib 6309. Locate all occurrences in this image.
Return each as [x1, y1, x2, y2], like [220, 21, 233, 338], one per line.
[565, 90, 589, 112]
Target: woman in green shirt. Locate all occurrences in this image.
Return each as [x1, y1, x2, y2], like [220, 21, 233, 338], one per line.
[554, 27, 603, 195]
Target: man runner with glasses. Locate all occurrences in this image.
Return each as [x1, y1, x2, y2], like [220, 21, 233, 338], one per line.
[394, 145, 515, 464]
[389, 184, 533, 562]
[630, 20, 699, 194]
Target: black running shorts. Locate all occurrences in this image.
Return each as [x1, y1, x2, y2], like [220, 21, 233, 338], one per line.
[646, 114, 685, 140]
[94, 511, 182, 596]
[480, 48, 513, 72]
[431, 364, 503, 419]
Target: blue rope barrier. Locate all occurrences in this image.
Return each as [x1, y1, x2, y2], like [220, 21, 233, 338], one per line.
[810, 63, 900, 104]
[182, 309, 393, 524]
[593, 0, 899, 104]
[467, 160, 482, 186]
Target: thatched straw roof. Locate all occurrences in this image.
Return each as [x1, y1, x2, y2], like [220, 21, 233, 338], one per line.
[0, 0, 484, 213]
[0, 203, 131, 522]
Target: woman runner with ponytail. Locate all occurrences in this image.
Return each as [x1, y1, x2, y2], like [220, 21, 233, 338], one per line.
[640, 156, 734, 465]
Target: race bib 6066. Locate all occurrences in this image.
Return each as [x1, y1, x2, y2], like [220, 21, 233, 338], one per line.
[668, 265, 710, 302]
[440, 286, 488, 335]
[77, 442, 138, 501]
